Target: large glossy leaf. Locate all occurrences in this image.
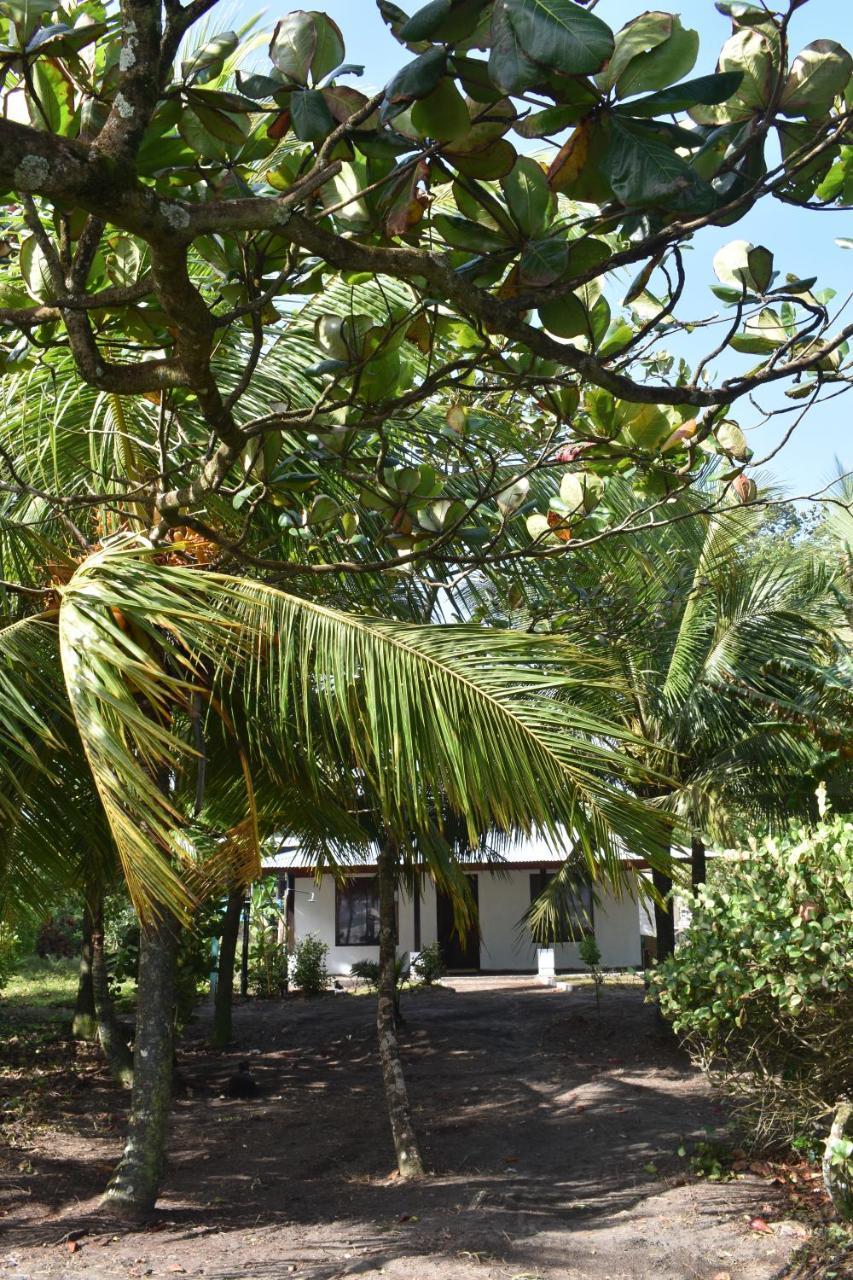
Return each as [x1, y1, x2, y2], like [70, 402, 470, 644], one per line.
[538, 291, 588, 339]
[500, 157, 552, 238]
[502, 0, 614, 77]
[616, 71, 744, 118]
[402, 0, 487, 42]
[520, 237, 569, 286]
[382, 46, 447, 118]
[595, 11, 673, 93]
[489, 1, 541, 95]
[615, 17, 699, 100]
[689, 28, 775, 125]
[713, 239, 773, 293]
[411, 77, 470, 141]
[269, 13, 317, 85]
[432, 212, 513, 253]
[781, 41, 853, 119]
[291, 89, 335, 142]
[514, 99, 596, 138]
[604, 116, 715, 213]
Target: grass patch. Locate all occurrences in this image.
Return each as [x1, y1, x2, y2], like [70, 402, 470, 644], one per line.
[554, 970, 645, 987]
[3, 956, 79, 1015]
[1, 956, 136, 1021]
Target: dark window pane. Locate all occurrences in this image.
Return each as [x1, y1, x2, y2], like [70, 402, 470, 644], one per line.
[529, 870, 594, 943]
[335, 878, 381, 945]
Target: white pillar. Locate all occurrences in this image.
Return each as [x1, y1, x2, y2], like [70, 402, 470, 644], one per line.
[537, 946, 556, 984]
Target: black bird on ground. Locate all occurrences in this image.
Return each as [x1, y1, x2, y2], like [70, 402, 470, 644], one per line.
[225, 1060, 258, 1099]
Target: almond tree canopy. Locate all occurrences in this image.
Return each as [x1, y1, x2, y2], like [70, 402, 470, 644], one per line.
[0, 0, 850, 577]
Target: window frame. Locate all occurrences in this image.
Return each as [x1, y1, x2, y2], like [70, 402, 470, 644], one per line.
[334, 876, 388, 947]
[529, 869, 594, 944]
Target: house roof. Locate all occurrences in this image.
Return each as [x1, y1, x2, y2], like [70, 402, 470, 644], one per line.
[262, 833, 654, 875]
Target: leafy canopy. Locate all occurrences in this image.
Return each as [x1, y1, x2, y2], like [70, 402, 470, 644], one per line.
[0, 0, 848, 579]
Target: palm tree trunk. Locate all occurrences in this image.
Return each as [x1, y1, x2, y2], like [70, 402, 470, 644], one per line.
[103, 911, 178, 1217]
[691, 835, 707, 891]
[72, 895, 96, 1041]
[377, 842, 423, 1179]
[653, 859, 676, 963]
[212, 887, 243, 1049]
[823, 1099, 853, 1221]
[91, 892, 134, 1088]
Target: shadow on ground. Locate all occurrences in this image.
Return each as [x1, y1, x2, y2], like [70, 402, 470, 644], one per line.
[0, 980, 803, 1280]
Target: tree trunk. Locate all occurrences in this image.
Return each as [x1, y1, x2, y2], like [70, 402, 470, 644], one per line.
[691, 835, 707, 892]
[377, 842, 423, 1179]
[72, 895, 97, 1041]
[212, 888, 243, 1049]
[823, 1099, 853, 1221]
[102, 912, 178, 1218]
[653, 859, 676, 964]
[90, 892, 134, 1087]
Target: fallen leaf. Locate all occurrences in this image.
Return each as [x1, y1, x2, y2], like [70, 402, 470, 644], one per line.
[712, 1272, 732, 1280]
[65, 1241, 79, 1253]
[749, 1217, 773, 1233]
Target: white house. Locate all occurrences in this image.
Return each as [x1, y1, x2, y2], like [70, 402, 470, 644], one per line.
[263, 841, 649, 975]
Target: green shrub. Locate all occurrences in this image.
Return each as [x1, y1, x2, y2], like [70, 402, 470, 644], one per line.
[350, 958, 380, 990]
[248, 879, 288, 997]
[292, 933, 329, 996]
[0, 924, 19, 994]
[650, 811, 853, 1152]
[411, 942, 445, 986]
[249, 927, 288, 997]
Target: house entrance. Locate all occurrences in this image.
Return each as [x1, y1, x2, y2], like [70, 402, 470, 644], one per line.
[436, 875, 480, 970]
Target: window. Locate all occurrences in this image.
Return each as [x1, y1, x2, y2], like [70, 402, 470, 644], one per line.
[529, 870, 594, 943]
[335, 878, 381, 946]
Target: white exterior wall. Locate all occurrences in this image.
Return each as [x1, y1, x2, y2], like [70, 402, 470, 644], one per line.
[292, 868, 641, 975]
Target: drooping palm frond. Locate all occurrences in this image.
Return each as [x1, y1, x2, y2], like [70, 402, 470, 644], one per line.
[52, 538, 673, 920]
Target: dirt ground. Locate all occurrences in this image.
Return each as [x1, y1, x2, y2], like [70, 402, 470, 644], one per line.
[0, 977, 826, 1280]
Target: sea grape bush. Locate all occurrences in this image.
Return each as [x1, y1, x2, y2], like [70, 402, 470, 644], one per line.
[650, 810, 853, 1150]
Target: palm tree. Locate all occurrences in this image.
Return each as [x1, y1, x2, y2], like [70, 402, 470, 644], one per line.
[485, 478, 851, 957]
[0, 536, 674, 1214]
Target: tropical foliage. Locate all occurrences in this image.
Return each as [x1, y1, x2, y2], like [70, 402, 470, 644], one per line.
[650, 803, 853, 1215]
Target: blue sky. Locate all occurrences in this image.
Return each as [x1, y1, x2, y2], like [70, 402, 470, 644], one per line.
[241, 1, 852, 497]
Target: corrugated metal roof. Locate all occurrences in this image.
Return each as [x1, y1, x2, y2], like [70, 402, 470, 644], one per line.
[262, 834, 664, 872]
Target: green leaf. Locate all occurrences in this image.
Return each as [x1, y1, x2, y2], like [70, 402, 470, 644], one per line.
[713, 239, 772, 293]
[560, 469, 604, 514]
[401, 0, 452, 40]
[382, 46, 447, 118]
[182, 30, 238, 83]
[615, 17, 699, 100]
[615, 72, 744, 118]
[449, 139, 517, 178]
[291, 88, 335, 142]
[715, 420, 752, 461]
[596, 10, 673, 93]
[489, 2, 542, 95]
[604, 116, 715, 213]
[514, 100, 595, 138]
[538, 292, 588, 339]
[503, 0, 614, 77]
[269, 13, 317, 85]
[520, 237, 569, 286]
[746, 245, 773, 294]
[500, 156, 552, 238]
[411, 77, 471, 142]
[310, 13, 346, 83]
[432, 212, 513, 253]
[781, 40, 853, 119]
[689, 28, 774, 125]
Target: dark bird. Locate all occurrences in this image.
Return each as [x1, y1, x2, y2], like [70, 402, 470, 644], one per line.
[225, 1061, 258, 1099]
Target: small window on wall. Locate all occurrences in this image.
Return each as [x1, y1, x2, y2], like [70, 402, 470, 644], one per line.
[335, 878, 381, 946]
[529, 870, 594, 943]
